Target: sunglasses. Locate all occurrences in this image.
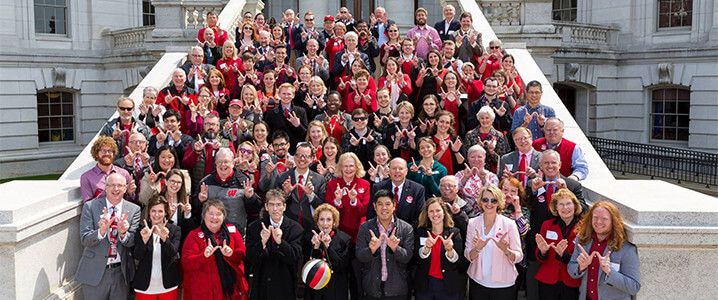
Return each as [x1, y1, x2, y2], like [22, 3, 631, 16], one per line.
[489, 46, 500, 49]
[305, 19, 314, 21]
[388, 30, 398, 32]
[481, 197, 498, 204]
[238, 148, 253, 154]
[244, 27, 253, 30]
[118, 106, 134, 111]
[352, 116, 368, 121]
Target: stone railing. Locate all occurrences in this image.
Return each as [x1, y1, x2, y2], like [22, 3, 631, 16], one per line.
[107, 26, 154, 50]
[554, 21, 618, 49]
[480, 0, 522, 26]
[183, 3, 227, 29]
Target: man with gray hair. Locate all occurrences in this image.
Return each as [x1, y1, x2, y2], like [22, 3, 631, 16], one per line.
[99, 97, 152, 160]
[370, 6, 395, 47]
[531, 117, 588, 181]
[181, 46, 215, 91]
[196, 147, 260, 234]
[439, 175, 474, 238]
[434, 4, 460, 41]
[155, 68, 196, 126]
[332, 31, 373, 75]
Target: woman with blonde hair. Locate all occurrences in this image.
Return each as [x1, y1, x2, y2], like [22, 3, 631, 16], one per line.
[464, 185, 523, 299]
[215, 40, 241, 114]
[568, 201, 641, 300]
[305, 120, 328, 161]
[303, 204, 351, 300]
[324, 152, 371, 241]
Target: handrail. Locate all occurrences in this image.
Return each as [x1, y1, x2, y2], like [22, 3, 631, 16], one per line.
[589, 136, 718, 187]
[59, 0, 247, 181]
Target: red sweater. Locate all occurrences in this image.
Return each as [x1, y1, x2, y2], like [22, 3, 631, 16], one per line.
[325, 177, 371, 241]
[377, 74, 413, 96]
[461, 78, 484, 105]
[535, 218, 581, 288]
[532, 137, 576, 178]
[182, 225, 249, 300]
[345, 88, 378, 113]
[215, 57, 244, 95]
[198, 27, 229, 47]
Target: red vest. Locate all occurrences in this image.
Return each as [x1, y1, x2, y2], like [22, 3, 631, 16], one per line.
[534, 218, 581, 288]
[533, 137, 576, 178]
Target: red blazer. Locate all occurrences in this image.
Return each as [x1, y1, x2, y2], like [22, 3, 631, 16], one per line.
[156, 86, 198, 135]
[377, 74, 413, 96]
[345, 88, 378, 113]
[535, 217, 581, 288]
[325, 177, 371, 241]
[461, 78, 484, 105]
[215, 57, 244, 94]
[325, 37, 345, 71]
[182, 225, 249, 300]
[337, 75, 377, 102]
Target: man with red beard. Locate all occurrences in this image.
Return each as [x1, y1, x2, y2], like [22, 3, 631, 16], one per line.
[80, 136, 136, 202]
[99, 97, 151, 159]
[196, 148, 261, 235]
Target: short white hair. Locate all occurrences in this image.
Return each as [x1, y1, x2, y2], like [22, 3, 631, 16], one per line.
[468, 144, 486, 157]
[477, 105, 495, 122]
[344, 31, 358, 40]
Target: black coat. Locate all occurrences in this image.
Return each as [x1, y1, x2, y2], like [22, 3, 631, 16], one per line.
[246, 217, 304, 300]
[525, 176, 587, 262]
[264, 104, 308, 152]
[274, 168, 327, 232]
[434, 19, 461, 42]
[413, 226, 467, 295]
[303, 229, 351, 300]
[132, 223, 181, 291]
[368, 179, 426, 227]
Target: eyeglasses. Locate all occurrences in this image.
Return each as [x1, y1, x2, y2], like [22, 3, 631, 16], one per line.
[352, 116, 368, 121]
[296, 154, 311, 160]
[99, 149, 114, 154]
[238, 148, 253, 154]
[273, 142, 288, 147]
[244, 27, 253, 30]
[168, 179, 183, 185]
[191, 54, 204, 57]
[118, 106, 134, 112]
[129, 140, 146, 144]
[106, 184, 126, 189]
[481, 197, 498, 204]
[305, 19, 314, 21]
[489, 46, 500, 49]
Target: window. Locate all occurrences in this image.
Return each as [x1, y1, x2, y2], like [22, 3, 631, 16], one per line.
[37, 91, 74, 143]
[34, 0, 67, 34]
[651, 87, 690, 141]
[552, 0, 577, 22]
[143, 0, 156, 26]
[658, 0, 692, 28]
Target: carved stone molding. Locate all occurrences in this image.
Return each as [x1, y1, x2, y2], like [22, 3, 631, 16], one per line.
[658, 63, 673, 84]
[566, 63, 579, 81]
[52, 67, 66, 87]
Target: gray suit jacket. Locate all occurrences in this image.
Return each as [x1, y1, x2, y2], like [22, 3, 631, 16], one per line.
[76, 197, 141, 286]
[568, 239, 641, 300]
[274, 168, 327, 228]
[499, 149, 542, 176]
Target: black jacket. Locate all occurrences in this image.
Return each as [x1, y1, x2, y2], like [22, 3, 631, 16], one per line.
[246, 217, 304, 300]
[132, 223, 181, 291]
[303, 228, 351, 300]
[264, 105, 308, 153]
[434, 19, 461, 42]
[368, 179, 426, 227]
[413, 226, 467, 295]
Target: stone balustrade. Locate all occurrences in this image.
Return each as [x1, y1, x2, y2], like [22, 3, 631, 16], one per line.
[480, 0, 522, 26]
[554, 21, 618, 49]
[106, 26, 154, 51]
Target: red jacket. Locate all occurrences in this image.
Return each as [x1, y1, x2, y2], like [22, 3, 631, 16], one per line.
[345, 88, 378, 113]
[215, 57, 244, 95]
[377, 74, 413, 97]
[182, 225, 249, 300]
[461, 78, 484, 105]
[532, 137, 577, 178]
[198, 27, 229, 48]
[535, 218, 581, 288]
[325, 177, 371, 241]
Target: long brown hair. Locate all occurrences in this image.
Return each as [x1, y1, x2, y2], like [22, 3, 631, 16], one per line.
[418, 197, 455, 229]
[576, 201, 627, 251]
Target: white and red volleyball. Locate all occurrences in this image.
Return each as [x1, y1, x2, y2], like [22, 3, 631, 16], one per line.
[301, 258, 332, 290]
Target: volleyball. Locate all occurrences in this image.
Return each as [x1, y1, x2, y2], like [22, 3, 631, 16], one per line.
[301, 258, 332, 290]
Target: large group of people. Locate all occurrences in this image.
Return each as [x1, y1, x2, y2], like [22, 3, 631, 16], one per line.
[76, 4, 641, 300]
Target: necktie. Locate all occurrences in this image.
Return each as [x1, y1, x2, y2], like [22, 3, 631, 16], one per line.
[519, 153, 527, 184]
[393, 186, 399, 209]
[108, 206, 118, 259]
[546, 183, 554, 211]
[288, 24, 295, 49]
[204, 142, 215, 176]
[284, 108, 290, 118]
[297, 174, 304, 225]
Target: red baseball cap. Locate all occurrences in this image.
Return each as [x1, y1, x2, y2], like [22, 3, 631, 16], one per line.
[324, 15, 335, 22]
[229, 99, 242, 107]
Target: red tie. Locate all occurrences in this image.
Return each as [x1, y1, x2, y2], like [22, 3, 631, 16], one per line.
[518, 153, 527, 184]
[108, 206, 118, 258]
[393, 186, 399, 208]
[284, 108, 290, 118]
[288, 24, 295, 49]
[546, 183, 554, 211]
[297, 174, 304, 225]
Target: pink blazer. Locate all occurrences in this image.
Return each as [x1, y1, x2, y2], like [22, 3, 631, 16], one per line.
[463, 214, 523, 284]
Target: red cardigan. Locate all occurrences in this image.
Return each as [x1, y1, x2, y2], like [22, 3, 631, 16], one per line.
[182, 225, 249, 300]
[535, 218, 581, 288]
[325, 177, 371, 241]
[377, 74, 413, 96]
[345, 88, 378, 113]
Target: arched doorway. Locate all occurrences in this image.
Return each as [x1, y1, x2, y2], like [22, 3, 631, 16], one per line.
[554, 83, 577, 119]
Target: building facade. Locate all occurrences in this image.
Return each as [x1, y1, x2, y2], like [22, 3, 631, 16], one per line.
[0, 0, 716, 179]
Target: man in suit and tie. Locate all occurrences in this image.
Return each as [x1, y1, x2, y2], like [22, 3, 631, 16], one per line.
[272, 142, 326, 231]
[76, 172, 141, 300]
[180, 46, 215, 91]
[368, 157, 426, 227]
[499, 127, 542, 186]
[525, 149, 588, 300]
[264, 83, 308, 152]
[434, 4, 461, 42]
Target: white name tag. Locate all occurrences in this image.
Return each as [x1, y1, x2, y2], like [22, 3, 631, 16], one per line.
[545, 230, 559, 240]
[537, 187, 546, 195]
[420, 237, 427, 246]
[227, 225, 237, 233]
[447, 30, 455, 35]
[611, 262, 621, 271]
[506, 164, 514, 171]
[219, 63, 227, 69]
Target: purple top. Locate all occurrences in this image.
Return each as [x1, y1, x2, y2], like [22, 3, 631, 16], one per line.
[80, 164, 132, 202]
[406, 25, 442, 59]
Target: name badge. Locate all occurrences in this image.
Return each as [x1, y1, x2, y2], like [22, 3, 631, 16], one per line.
[227, 225, 237, 233]
[219, 63, 227, 69]
[545, 230, 559, 240]
[447, 30, 455, 35]
[506, 164, 514, 170]
[537, 187, 546, 195]
[420, 237, 427, 246]
[610, 262, 621, 271]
